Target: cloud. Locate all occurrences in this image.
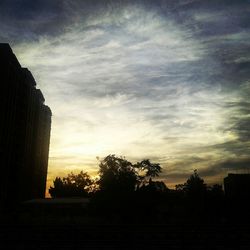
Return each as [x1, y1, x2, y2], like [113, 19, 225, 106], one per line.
[194, 157, 250, 181]
[1, 0, 249, 189]
[218, 157, 250, 170]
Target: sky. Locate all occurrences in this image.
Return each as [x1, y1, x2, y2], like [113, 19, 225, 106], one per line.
[1, 0, 250, 190]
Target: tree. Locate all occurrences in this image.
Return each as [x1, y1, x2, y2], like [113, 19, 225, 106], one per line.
[136, 159, 161, 177]
[49, 171, 93, 198]
[98, 155, 138, 194]
[139, 179, 168, 194]
[184, 170, 207, 199]
[175, 184, 185, 192]
[135, 159, 162, 187]
[98, 155, 163, 195]
[207, 184, 224, 200]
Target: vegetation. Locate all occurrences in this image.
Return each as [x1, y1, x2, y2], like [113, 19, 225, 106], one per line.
[10, 156, 250, 249]
[98, 155, 138, 194]
[98, 154, 162, 194]
[49, 156, 223, 201]
[49, 171, 93, 198]
[176, 170, 207, 200]
[48, 155, 230, 221]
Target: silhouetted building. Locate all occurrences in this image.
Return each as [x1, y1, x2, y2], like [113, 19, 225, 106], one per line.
[0, 43, 51, 210]
[224, 173, 250, 200]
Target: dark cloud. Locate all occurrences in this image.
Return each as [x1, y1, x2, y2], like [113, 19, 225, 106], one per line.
[223, 85, 250, 142]
[185, 157, 250, 179]
[231, 117, 250, 141]
[198, 157, 250, 179]
[206, 140, 250, 158]
[219, 158, 250, 170]
[1, 0, 249, 40]
[164, 156, 250, 184]
[0, 0, 67, 42]
[160, 155, 214, 178]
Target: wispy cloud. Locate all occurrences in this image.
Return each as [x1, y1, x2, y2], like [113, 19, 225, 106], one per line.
[1, 0, 249, 188]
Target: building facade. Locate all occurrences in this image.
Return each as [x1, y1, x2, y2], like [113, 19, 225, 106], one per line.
[0, 43, 51, 210]
[224, 173, 250, 200]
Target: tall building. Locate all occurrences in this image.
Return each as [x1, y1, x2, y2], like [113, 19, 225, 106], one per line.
[0, 43, 52, 210]
[224, 173, 250, 199]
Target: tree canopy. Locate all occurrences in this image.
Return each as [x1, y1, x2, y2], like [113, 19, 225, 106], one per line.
[98, 155, 138, 194]
[49, 171, 93, 198]
[185, 170, 207, 195]
[175, 170, 207, 199]
[49, 155, 163, 198]
[98, 154, 162, 195]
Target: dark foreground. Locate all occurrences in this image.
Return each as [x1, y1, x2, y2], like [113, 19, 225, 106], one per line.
[1, 213, 250, 249]
[1, 195, 250, 249]
[1, 224, 250, 250]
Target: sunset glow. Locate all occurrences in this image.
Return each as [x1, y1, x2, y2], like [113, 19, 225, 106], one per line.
[2, 1, 249, 192]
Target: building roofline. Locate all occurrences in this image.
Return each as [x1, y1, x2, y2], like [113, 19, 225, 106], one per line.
[22, 68, 37, 87]
[0, 43, 21, 68]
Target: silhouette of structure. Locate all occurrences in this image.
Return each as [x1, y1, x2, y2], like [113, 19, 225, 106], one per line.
[224, 173, 250, 199]
[0, 43, 51, 210]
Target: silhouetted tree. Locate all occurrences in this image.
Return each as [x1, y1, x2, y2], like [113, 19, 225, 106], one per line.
[149, 179, 168, 192]
[49, 177, 64, 198]
[184, 170, 207, 198]
[98, 155, 138, 195]
[89, 155, 163, 219]
[49, 171, 93, 198]
[181, 170, 208, 216]
[208, 184, 223, 196]
[207, 184, 224, 205]
[98, 155, 163, 194]
[135, 159, 162, 188]
[139, 179, 168, 193]
[175, 184, 185, 192]
[136, 159, 161, 177]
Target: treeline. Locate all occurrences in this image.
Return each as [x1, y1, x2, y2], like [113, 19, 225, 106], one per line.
[49, 154, 223, 199]
[49, 154, 163, 198]
[48, 155, 234, 223]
